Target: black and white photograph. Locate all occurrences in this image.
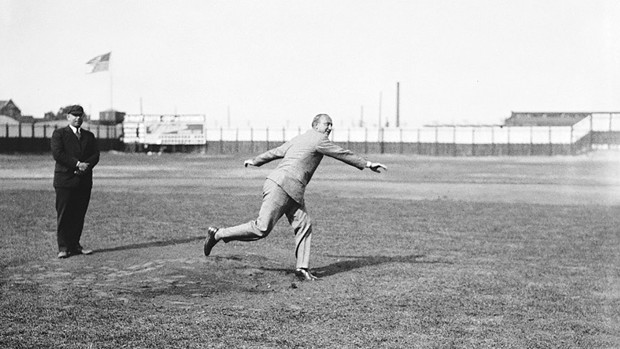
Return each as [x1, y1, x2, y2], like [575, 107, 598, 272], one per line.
[1, 1, 619, 347]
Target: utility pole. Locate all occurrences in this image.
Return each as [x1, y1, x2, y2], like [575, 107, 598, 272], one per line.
[360, 105, 364, 127]
[396, 82, 400, 128]
[378, 91, 383, 128]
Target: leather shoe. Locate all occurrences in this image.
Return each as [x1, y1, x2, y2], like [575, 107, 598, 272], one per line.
[57, 251, 69, 259]
[204, 227, 219, 256]
[295, 268, 318, 281]
[74, 248, 93, 255]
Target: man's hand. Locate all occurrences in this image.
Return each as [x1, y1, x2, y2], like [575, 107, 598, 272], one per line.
[367, 162, 387, 173]
[77, 162, 90, 172]
[244, 159, 256, 167]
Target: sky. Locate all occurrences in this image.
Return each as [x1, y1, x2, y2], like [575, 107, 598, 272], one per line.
[1, 0, 620, 129]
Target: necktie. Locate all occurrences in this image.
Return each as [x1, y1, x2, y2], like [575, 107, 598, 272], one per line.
[76, 129, 81, 140]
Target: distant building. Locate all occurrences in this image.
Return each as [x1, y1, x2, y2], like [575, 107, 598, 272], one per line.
[0, 99, 37, 123]
[99, 109, 125, 124]
[0, 99, 22, 120]
[0, 115, 19, 124]
[16, 115, 35, 123]
[505, 112, 589, 127]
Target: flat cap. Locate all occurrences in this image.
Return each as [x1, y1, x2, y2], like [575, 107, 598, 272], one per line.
[67, 105, 84, 116]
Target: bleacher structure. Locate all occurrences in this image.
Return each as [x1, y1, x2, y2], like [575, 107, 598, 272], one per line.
[122, 114, 206, 145]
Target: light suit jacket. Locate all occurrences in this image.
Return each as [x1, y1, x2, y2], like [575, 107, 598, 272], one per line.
[252, 129, 367, 204]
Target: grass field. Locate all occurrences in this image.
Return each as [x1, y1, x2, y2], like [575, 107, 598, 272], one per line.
[1, 152, 619, 348]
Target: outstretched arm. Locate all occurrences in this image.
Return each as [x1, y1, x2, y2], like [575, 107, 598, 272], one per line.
[317, 138, 387, 173]
[244, 141, 292, 167]
[366, 161, 387, 173]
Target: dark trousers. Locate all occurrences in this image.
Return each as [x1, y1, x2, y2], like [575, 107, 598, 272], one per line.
[55, 186, 92, 252]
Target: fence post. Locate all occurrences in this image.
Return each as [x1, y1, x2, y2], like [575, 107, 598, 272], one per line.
[472, 127, 476, 156]
[589, 115, 594, 151]
[31, 123, 35, 152]
[379, 128, 384, 154]
[220, 127, 223, 154]
[347, 128, 350, 150]
[364, 128, 368, 154]
[235, 128, 239, 153]
[18, 123, 22, 152]
[609, 113, 613, 149]
[434, 126, 438, 156]
[530, 126, 534, 156]
[452, 126, 457, 157]
[570, 125, 574, 155]
[549, 127, 553, 156]
[507, 127, 511, 156]
[251, 128, 254, 153]
[417, 128, 421, 155]
[491, 127, 495, 156]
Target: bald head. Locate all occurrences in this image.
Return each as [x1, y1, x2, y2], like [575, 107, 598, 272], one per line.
[312, 114, 333, 135]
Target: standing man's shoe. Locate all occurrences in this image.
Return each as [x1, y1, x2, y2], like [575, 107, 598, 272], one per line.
[204, 227, 219, 256]
[73, 248, 93, 255]
[57, 251, 69, 259]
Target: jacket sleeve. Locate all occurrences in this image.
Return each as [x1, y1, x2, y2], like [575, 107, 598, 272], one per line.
[84, 133, 100, 168]
[316, 138, 367, 170]
[252, 141, 291, 166]
[51, 129, 79, 169]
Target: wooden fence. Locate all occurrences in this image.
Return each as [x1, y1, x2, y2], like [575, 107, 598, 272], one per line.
[0, 123, 123, 153]
[2, 113, 619, 155]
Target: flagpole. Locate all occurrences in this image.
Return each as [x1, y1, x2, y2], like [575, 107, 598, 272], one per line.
[109, 57, 113, 110]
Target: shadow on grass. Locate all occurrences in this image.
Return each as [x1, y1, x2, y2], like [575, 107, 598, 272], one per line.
[261, 254, 448, 278]
[94, 236, 205, 253]
[313, 254, 444, 278]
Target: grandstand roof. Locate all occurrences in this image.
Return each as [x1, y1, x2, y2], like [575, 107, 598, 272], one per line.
[505, 112, 589, 127]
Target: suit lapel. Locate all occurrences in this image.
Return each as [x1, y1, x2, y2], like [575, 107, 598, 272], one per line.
[66, 126, 83, 151]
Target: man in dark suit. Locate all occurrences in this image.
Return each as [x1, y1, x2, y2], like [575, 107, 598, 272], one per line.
[204, 114, 386, 280]
[51, 105, 100, 259]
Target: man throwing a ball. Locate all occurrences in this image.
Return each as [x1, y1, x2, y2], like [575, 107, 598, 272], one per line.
[204, 114, 387, 280]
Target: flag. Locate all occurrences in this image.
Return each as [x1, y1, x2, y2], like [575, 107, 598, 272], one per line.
[86, 52, 111, 73]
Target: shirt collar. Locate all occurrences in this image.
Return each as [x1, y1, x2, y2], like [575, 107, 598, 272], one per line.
[69, 125, 80, 134]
